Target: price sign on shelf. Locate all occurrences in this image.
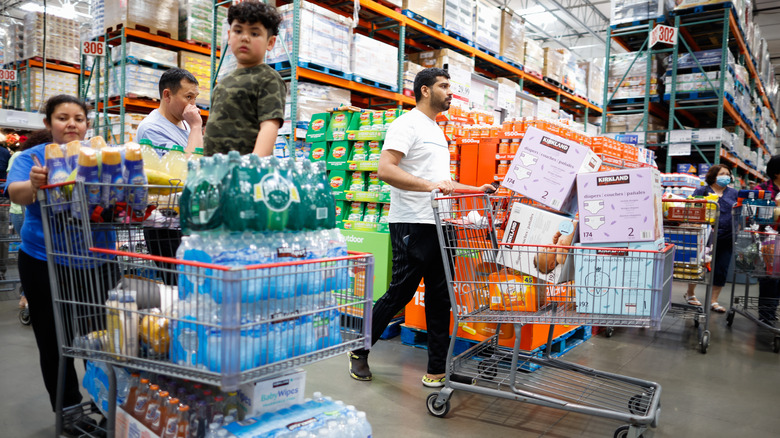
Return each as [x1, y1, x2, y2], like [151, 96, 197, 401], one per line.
[82, 40, 106, 57]
[448, 66, 471, 104]
[0, 69, 17, 82]
[650, 24, 678, 47]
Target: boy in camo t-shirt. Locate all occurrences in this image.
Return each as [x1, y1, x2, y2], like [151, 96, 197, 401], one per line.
[204, 1, 286, 157]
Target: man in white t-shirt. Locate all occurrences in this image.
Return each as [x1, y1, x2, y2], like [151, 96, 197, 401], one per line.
[136, 68, 203, 154]
[349, 68, 495, 387]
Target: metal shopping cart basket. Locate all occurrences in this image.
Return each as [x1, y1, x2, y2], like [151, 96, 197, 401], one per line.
[727, 201, 780, 352]
[38, 181, 373, 437]
[427, 191, 674, 438]
[663, 198, 720, 353]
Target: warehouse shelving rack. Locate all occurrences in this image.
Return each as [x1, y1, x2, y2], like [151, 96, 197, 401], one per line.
[1, 58, 86, 112]
[602, 3, 774, 184]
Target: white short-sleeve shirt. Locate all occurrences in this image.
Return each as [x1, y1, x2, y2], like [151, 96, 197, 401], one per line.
[383, 108, 450, 224]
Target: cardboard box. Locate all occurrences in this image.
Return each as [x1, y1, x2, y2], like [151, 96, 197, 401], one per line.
[407, 49, 475, 72]
[495, 202, 579, 284]
[443, 0, 474, 39]
[403, 0, 444, 25]
[105, 0, 179, 38]
[502, 127, 602, 214]
[577, 167, 664, 244]
[500, 10, 525, 65]
[475, 0, 501, 53]
[238, 369, 306, 418]
[573, 239, 665, 316]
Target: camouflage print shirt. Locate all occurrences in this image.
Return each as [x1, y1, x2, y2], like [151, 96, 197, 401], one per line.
[203, 63, 286, 156]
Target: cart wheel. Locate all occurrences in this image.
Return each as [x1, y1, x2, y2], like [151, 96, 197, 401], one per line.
[700, 331, 710, 354]
[477, 360, 497, 380]
[726, 309, 735, 327]
[773, 337, 780, 354]
[628, 394, 648, 415]
[605, 327, 615, 338]
[426, 392, 450, 418]
[651, 403, 661, 428]
[18, 308, 30, 326]
[613, 425, 642, 438]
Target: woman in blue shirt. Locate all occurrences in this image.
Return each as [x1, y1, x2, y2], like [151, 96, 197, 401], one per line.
[684, 164, 738, 313]
[5, 95, 119, 424]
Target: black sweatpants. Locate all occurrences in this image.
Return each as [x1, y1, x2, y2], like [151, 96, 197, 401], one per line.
[355, 223, 452, 375]
[143, 227, 182, 286]
[19, 250, 120, 411]
[758, 277, 780, 321]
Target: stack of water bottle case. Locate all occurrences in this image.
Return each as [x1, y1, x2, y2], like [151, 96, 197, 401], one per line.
[42, 137, 373, 437]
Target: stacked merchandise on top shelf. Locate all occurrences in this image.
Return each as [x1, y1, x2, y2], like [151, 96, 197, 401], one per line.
[88, 0, 105, 40]
[523, 39, 544, 78]
[499, 8, 525, 67]
[267, 1, 352, 76]
[586, 59, 605, 107]
[608, 52, 665, 101]
[474, 0, 501, 54]
[610, 0, 675, 26]
[444, 0, 474, 40]
[22, 12, 80, 65]
[2, 22, 23, 65]
[105, 0, 179, 38]
[178, 0, 227, 46]
[407, 48, 475, 73]
[543, 48, 570, 86]
[402, 0, 444, 25]
[20, 69, 79, 112]
[105, 42, 179, 100]
[351, 34, 398, 89]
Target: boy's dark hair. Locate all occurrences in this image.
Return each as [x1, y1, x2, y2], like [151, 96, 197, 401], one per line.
[159, 68, 199, 98]
[43, 95, 89, 125]
[766, 155, 780, 181]
[703, 164, 731, 186]
[228, 1, 283, 36]
[413, 67, 450, 102]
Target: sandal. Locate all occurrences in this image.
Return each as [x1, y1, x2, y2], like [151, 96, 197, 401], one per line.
[685, 295, 702, 306]
[711, 302, 726, 313]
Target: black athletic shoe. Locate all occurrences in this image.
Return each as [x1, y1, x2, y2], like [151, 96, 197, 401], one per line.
[348, 352, 372, 381]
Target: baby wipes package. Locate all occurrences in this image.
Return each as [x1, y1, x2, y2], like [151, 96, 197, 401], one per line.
[577, 167, 663, 244]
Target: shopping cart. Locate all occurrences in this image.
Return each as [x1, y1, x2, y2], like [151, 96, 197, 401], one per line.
[38, 181, 373, 437]
[0, 193, 25, 323]
[727, 201, 780, 353]
[663, 198, 720, 353]
[427, 191, 674, 438]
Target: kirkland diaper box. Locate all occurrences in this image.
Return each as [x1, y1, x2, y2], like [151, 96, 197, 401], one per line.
[577, 167, 664, 244]
[573, 239, 666, 316]
[495, 201, 578, 284]
[501, 127, 601, 214]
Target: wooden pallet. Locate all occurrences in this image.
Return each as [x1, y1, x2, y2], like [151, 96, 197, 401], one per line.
[106, 22, 175, 40]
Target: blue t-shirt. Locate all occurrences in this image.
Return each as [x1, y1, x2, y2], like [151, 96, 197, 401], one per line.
[136, 109, 190, 150]
[692, 184, 738, 239]
[5, 143, 115, 264]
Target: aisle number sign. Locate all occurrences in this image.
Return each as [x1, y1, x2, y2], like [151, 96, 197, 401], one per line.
[650, 24, 678, 47]
[82, 41, 106, 57]
[0, 69, 17, 82]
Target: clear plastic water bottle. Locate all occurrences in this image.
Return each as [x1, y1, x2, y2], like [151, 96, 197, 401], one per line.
[356, 411, 372, 438]
[312, 161, 337, 229]
[204, 422, 220, 438]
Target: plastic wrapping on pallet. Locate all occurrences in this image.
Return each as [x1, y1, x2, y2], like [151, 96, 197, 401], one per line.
[499, 9, 525, 66]
[403, 0, 444, 25]
[3, 23, 24, 65]
[443, 0, 474, 39]
[20, 68, 78, 111]
[351, 34, 398, 87]
[178, 0, 227, 45]
[666, 49, 736, 70]
[610, 0, 675, 26]
[543, 48, 568, 83]
[178, 51, 213, 107]
[108, 64, 166, 100]
[88, 0, 106, 40]
[105, 0, 179, 38]
[474, 0, 501, 53]
[523, 39, 544, 76]
[266, 1, 352, 75]
[112, 42, 179, 68]
[22, 12, 80, 65]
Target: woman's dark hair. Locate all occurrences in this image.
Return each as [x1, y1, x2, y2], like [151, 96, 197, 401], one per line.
[704, 164, 731, 186]
[43, 95, 89, 124]
[20, 129, 53, 151]
[766, 155, 780, 182]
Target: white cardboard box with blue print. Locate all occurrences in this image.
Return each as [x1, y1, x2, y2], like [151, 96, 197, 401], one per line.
[501, 127, 602, 214]
[573, 239, 666, 316]
[576, 167, 664, 244]
[495, 201, 579, 285]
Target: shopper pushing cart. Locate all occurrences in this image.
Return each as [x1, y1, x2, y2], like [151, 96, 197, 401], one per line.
[728, 155, 780, 352]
